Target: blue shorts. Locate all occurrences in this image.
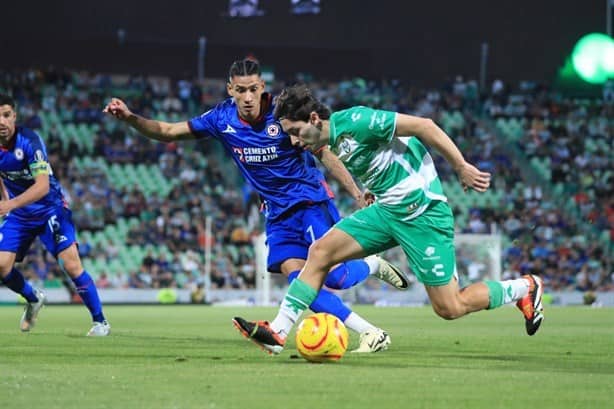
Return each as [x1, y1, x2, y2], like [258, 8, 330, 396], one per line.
[266, 200, 341, 273]
[0, 207, 77, 262]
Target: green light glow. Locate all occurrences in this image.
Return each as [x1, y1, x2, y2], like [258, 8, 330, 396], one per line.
[571, 33, 614, 84]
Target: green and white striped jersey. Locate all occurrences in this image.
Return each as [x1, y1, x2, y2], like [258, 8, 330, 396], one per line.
[329, 106, 447, 219]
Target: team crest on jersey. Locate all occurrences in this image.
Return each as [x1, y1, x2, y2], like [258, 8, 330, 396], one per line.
[14, 148, 24, 160]
[267, 124, 280, 137]
[339, 139, 351, 154]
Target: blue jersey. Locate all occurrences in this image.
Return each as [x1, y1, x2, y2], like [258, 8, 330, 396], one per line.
[188, 93, 333, 220]
[0, 126, 66, 219]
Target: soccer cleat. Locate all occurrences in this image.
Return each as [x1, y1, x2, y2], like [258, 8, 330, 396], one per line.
[350, 328, 391, 353]
[20, 288, 46, 332]
[87, 320, 111, 336]
[369, 255, 410, 290]
[516, 274, 544, 336]
[232, 317, 285, 355]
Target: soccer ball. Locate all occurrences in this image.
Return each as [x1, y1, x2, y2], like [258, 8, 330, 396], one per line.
[295, 313, 348, 363]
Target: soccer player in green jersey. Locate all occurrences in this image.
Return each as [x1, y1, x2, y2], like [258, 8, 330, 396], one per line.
[234, 84, 544, 354]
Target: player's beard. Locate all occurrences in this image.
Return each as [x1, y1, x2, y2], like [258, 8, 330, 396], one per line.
[0, 121, 15, 142]
[0, 128, 12, 145]
[304, 122, 324, 152]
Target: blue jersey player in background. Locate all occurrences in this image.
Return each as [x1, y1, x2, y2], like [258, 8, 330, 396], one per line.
[0, 94, 110, 336]
[103, 58, 409, 353]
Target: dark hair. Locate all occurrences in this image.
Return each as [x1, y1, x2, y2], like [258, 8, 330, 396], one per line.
[228, 58, 261, 81]
[0, 94, 16, 109]
[273, 84, 331, 121]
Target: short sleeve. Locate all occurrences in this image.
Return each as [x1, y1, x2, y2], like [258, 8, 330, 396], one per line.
[25, 134, 51, 177]
[188, 106, 220, 138]
[331, 106, 396, 146]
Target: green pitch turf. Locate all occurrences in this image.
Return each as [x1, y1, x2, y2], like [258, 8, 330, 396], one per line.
[1, 305, 612, 409]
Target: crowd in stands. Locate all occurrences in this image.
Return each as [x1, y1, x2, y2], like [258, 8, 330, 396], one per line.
[482, 80, 612, 292]
[0, 68, 611, 296]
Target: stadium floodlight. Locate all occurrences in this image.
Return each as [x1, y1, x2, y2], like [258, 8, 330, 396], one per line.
[571, 32, 614, 84]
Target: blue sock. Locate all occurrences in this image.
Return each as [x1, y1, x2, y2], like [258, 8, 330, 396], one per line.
[2, 268, 38, 302]
[72, 271, 105, 323]
[323, 260, 370, 290]
[287, 270, 351, 321]
[310, 289, 352, 321]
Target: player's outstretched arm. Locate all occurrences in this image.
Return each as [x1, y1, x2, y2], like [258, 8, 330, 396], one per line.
[103, 97, 197, 143]
[0, 174, 49, 216]
[316, 147, 364, 206]
[394, 113, 491, 192]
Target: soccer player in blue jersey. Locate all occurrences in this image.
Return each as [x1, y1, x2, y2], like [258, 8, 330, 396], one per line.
[0, 94, 110, 336]
[103, 58, 408, 353]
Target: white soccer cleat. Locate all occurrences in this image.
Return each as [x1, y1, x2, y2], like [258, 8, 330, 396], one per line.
[368, 255, 410, 290]
[20, 288, 46, 332]
[350, 328, 391, 353]
[87, 320, 111, 337]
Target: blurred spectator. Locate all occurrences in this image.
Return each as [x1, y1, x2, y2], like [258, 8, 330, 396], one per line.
[1, 68, 610, 293]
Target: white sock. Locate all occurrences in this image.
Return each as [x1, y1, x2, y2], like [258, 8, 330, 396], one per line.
[500, 278, 530, 304]
[344, 312, 376, 333]
[364, 255, 380, 275]
[270, 313, 296, 340]
[269, 281, 314, 339]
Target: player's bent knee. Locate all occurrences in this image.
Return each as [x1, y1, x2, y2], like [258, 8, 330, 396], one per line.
[307, 240, 336, 270]
[59, 258, 83, 277]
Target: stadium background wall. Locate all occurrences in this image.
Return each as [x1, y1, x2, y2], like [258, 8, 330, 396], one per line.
[3, 0, 603, 85]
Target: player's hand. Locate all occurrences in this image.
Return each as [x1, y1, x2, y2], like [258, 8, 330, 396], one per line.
[456, 161, 491, 192]
[0, 199, 16, 216]
[358, 190, 376, 207]
[102, 98, 132, 121]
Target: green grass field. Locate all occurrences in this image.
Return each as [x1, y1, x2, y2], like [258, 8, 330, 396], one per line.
[1, 305, 613, 409]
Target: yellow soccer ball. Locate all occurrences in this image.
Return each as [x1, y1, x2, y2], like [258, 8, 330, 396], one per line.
[295, 313, 348, 363]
